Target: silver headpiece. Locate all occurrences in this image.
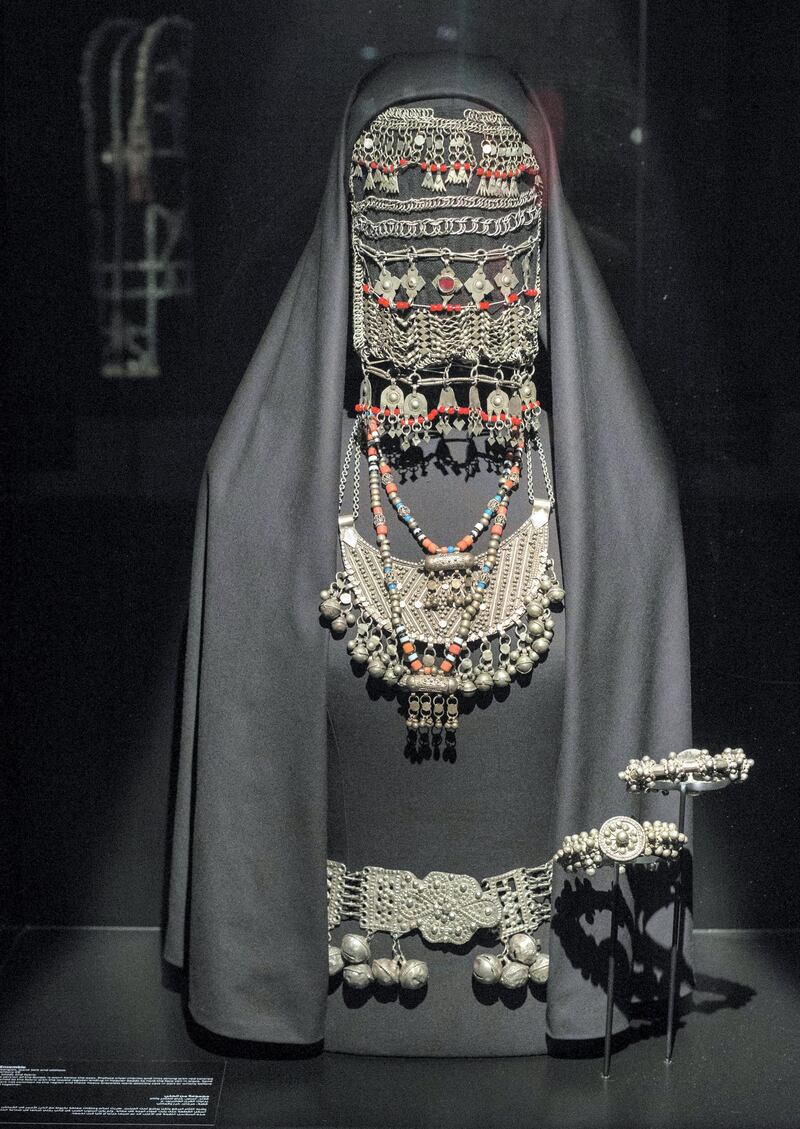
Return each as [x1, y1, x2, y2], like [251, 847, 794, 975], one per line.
[350, 105, 544, 440]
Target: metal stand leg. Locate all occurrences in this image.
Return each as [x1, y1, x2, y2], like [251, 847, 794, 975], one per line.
[664, 783, 687, 1064]
[602, 862, 622, 1080]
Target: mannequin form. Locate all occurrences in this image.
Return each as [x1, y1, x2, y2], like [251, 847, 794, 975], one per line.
[164, 55, 692, 1055]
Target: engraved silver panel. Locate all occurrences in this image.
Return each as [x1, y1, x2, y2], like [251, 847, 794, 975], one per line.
[361, 867, 501, 944]
[340, 512, 549, 644]
[326, 859, 347, 929]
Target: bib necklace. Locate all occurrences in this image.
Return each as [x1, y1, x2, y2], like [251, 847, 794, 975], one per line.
[320, 411, 565, 734]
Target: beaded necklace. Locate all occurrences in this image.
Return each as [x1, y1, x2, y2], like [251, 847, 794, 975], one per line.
[321, 412, 564, 736]
[364, 415, 523, 688]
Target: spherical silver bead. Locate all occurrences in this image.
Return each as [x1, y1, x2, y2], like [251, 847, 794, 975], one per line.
[330, 617, 347, 635]
[328, 945, 344, 977]
[472, 953, 503, 985]
[528, 952, 550, 984]
[460, 679, 477, 697]
[319, 599, 341, 621]
[525, 601, 543, 618]
[527, 619, 544, 637]
[549, 586, 565, 603]
[532, 638, 550, 655]
[515, 657, 534, 675]
[507, 933, 539, 966]
[372, 957, 401, 986]
[340, 933, 371, 964]
[342, 962, 374, 989]
[475, 671, 494, 692]
[493, 668, 511, 688]
[500, 960, 530, 989]
[367, 660, 386, 679]
[399, 959, 428, 990]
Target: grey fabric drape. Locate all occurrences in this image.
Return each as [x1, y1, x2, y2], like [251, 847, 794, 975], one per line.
[165, 53, 691, 1046]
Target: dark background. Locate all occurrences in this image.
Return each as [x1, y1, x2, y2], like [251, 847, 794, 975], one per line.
[5, 1, 798, 935]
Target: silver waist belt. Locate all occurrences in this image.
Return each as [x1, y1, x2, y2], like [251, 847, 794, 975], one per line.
[327, 858, 553, 946]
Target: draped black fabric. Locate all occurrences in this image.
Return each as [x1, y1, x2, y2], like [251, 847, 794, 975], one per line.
[164, 53, 692, 1047]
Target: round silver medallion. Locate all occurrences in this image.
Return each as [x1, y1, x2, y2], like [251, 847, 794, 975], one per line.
[598, 816, 646, 863]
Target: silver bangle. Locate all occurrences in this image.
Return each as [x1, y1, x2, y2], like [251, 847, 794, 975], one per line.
[555, 816, 688, 877]
[619, 747, 753, 794]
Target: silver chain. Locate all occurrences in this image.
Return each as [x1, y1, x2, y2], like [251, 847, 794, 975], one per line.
[353, 233, 536, 265]
[352, 440, 361, 519]
[526, 432, 555, 508]
[534, 432, 555, 508]
[338, 420, 360, 514]
[351, 185, 541, 215]
[351, 201, 541, 241]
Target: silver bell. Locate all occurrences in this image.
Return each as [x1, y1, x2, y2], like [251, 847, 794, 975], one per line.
[507, 933, 539, 966]
[399, 958, 428, 990]
[472, 953, 503, 985]
[500, 960, 530, 989]
[319, 599, 342, 621]
[493, 668, 511, 688]
[340, 932, 371, 964]
[342, 962, 374, 990]
[515, 657, 534, 675]
[330, 616, 347, 635]
[328, 944, 344, 977]
[549, 586, 565, 603]
[372, 957, 401, 986]
[475, 671, 494, 692]
[528, 952, 550, 985]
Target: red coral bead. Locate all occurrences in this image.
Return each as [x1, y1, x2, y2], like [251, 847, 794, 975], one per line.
[479, 300, 491, 310]
[430, 302, 444, 312]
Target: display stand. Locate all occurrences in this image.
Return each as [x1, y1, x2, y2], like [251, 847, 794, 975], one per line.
[618, 747, 754, 1067]
[602, 862, 622, 1080]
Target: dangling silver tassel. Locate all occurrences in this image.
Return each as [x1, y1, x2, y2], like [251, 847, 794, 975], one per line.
[432, 170, 446, 193]
[468, 383, 484, 437]
[359, 373, 373, 408]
